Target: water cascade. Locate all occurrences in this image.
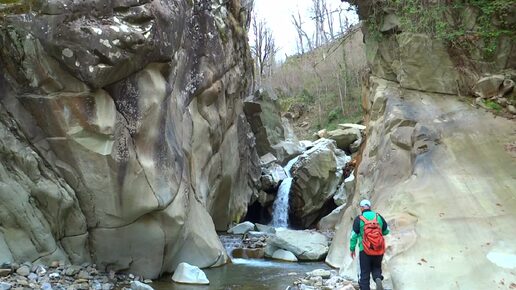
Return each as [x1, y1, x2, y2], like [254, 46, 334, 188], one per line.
[270, 156, 299, 228]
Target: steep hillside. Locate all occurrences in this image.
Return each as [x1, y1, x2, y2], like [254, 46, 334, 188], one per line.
[266, 26, 367, 139]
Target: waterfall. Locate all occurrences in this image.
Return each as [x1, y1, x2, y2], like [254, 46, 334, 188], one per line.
[270, 157, 299, 228]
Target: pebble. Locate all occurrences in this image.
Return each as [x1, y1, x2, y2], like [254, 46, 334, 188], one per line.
[0, 282, 12, 290]
[0, 263, 140, 290]
[15, 266, 30, 277]
[0, 269, 11, 277]
[77, 270, 90, 279]
[291, 267, 357, 290]
[27, 272, 38, 281]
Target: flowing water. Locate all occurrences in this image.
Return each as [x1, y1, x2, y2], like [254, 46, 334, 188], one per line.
[219, 234, 243, 257]
[270, 157, 299, 228]
[270, 177, 293, 228]
[153, 259, 331, 290]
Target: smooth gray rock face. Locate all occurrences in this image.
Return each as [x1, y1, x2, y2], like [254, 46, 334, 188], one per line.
[327, 77, 516, 290]
[0, 0, 259, 278]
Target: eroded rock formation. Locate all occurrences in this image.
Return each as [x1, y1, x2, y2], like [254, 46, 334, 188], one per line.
[289, 139, 350, 228]
[0, 0, 259, 278]
[327, 1, 516, 289]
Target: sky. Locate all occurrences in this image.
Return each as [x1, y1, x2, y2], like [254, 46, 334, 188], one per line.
[250, 0, 358, 60]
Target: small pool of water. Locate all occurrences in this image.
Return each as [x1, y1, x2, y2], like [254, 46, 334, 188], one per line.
[153, 259, 332, 290]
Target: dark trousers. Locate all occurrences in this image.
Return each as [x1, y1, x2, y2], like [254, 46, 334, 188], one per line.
[358, 251, 383, 290]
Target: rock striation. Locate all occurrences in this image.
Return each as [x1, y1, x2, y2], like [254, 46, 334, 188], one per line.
[327, 2, 516, 289]
[0, 0, 259, 278]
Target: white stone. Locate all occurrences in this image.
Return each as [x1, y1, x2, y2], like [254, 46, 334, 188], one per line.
[338, 123, 366, 130]
[171, 263, 209, 285]
[227, 221, 255, 234]
[130, 281, 154, 290]
[336, 285, 355, 290]
[307, 269, 331, 279]
[0, 282, 11, 290]
[100, 39, 112, 48]
[272, 249, 298, 262]
[91, 27, 103, 35]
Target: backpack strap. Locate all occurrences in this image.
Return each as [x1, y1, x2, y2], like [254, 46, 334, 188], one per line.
[359, 213, 380, 223]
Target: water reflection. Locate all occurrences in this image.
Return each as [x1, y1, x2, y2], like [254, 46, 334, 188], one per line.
[153, 259, 331, 290]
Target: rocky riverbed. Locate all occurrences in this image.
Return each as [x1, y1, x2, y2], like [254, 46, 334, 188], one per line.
[0, 262, 153, 290]
[287, 268, 359, 290]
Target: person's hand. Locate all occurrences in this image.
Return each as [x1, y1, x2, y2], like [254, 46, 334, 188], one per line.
[350, 251, 356, 260]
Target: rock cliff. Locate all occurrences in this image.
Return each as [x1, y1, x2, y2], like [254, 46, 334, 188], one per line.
[327, 1, 516, 289]
[0, 0, 259, 278]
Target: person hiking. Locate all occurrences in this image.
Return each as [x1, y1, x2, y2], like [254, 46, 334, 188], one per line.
[350, 199, 389, 290]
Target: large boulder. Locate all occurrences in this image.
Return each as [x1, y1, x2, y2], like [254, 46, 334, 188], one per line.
[269, 229, 329, 261]
[244, 89, 303, 164]
[289, 139, 351, 228]
[260, 162, 288, 192]
[0, 0, 258, 278]
[326, 128, 362, 153]
[472, 75, 506, 99]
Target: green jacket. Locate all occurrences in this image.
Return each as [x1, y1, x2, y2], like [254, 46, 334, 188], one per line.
[349, 210, 390, 252]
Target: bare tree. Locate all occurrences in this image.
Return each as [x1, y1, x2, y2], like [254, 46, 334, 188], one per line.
[291, 10, 313, 54]
[311, 0, 330, 47]
[324, 1, 335, 40]
[338, 9, 351, 35]
[250, 13, 277, 83]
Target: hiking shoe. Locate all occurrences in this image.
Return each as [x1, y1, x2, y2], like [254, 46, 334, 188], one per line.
[375, 277, 384, 290]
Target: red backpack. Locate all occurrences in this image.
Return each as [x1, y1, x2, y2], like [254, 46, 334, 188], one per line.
[359, 214, 385, 256]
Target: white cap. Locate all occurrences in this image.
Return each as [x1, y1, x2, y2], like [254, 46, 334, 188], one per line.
[359, 199, 371, 208]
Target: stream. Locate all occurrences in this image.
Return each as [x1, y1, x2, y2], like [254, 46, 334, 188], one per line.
[153, 259, 331, 290]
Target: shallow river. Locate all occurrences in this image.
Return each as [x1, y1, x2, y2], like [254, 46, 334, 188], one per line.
[153, 258, 331, 290]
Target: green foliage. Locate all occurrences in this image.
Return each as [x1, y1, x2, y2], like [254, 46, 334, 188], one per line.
[366, 0, 515, 59]
[328, 108, 341, 123]
[483, 99, 503, 111]
[0, 0, 21, 4]
[299, 89, 315, 104]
